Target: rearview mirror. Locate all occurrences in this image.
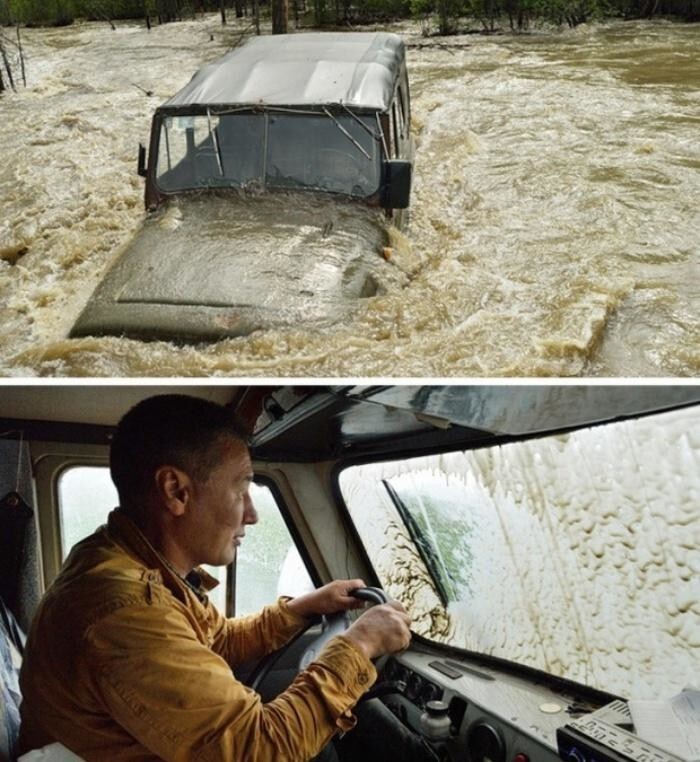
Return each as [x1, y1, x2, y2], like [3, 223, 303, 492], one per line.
[381, 159, 412, 209]
[137, 143, 147, 178]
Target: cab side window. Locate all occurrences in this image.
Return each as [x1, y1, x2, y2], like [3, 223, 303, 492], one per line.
[400, 70, 410, 125]
[391, 104, 400, 158]
[56, 468, 312, 616]
[393, 80, 410, 158]
[235, 482, 314, 616]
[397, 87, 406, 141]
[57, 466, 117, 562]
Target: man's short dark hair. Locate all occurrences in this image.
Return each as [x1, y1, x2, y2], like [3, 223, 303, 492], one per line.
[110, 394, 249, 508]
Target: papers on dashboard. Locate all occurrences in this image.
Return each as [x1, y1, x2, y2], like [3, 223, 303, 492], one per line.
[628, 689, 700, 762]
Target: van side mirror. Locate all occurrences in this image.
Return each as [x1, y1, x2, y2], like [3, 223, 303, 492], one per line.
[137, 143, 147, 178]
[382, 159, 412, 209]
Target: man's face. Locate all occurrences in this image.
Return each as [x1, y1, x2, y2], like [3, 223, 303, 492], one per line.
[186, 437, 257, 567]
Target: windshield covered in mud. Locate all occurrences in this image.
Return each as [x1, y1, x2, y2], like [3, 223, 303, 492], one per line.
[338, 405, 700, 701]
[155, 110, 382, 198]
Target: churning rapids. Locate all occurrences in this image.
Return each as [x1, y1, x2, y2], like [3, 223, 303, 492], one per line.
[0, 16, 698, 376]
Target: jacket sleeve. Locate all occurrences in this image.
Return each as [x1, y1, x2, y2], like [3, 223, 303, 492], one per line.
[209, 597, 310, 667]
[85, 603, 377, 762]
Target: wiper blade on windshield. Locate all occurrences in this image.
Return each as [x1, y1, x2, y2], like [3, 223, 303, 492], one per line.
[381, 479, 454, 607]
[322, 107, 371, 161]
[341, 104, 381, 141]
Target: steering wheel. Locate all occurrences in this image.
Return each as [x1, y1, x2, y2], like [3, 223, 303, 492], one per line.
[248, 586, 388, 693]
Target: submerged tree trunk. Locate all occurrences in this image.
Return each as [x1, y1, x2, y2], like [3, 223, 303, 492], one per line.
[252, 0, 260, 32]
[16, 26, 26, 87]
[272, 0, 288, 31]
[438, 0, 449, 33]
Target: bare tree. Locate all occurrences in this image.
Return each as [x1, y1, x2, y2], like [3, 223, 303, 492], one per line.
[0, 33, 16, 93]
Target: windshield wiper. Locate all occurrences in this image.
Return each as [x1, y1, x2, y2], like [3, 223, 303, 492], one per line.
[341, 104, 381, 142]
[381, 480, 455, 607]
[322, 107, 371, 161]
[206, 108, 224, 176]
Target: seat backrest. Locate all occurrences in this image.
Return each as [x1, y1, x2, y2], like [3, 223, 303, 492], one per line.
[0, 596, 24, 762]
[0, 623, 22, 762]
[0, 598, 25, 659]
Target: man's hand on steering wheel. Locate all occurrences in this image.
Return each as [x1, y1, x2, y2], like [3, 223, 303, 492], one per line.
[341, 601, 412, 661]
[287, 579, 369, 619]
[288, 580, 413, 661]
[248, 582, 412, 693]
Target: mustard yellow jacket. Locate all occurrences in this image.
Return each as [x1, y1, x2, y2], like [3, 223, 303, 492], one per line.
[18, 510, 376, 761]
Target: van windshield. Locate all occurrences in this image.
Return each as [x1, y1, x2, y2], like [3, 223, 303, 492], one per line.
[338, 405, 700, 701]
[155, 110, 382, 198]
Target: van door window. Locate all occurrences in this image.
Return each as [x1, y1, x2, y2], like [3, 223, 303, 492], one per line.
[397, 87, 406, 140]
[401, 71, 411, 124]
[235, 483, 314, 616]
[391, 104, 400, 158]
[57, 466, 117, 561]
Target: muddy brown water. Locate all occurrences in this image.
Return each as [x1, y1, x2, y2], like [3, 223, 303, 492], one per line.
[0, 17, 698, 376]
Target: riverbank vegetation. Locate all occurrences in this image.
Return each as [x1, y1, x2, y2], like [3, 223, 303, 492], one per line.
[0, 0, 696, 33]
[0, 1, 191, 26]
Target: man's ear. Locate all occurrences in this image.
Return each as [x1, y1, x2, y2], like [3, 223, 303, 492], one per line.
[154, 465, 192, 517]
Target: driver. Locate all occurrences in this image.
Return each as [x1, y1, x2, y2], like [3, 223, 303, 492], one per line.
[18, 394, 430, 762]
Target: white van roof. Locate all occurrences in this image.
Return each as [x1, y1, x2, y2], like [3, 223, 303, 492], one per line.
[162, 32, 405, 113]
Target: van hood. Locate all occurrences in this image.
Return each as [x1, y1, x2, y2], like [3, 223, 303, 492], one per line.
[70, 193, 397, 342]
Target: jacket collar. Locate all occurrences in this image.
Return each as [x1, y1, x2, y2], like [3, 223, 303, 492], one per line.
[107, 508, 220, 599]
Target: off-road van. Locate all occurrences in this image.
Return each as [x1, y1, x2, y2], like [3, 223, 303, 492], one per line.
[70, 33, 414, 343]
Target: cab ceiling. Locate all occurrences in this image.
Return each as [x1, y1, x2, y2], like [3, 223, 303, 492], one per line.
[0, 386, 235, 444]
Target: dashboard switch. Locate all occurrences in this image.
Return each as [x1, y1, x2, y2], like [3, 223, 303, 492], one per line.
[513, 755, 529, 762]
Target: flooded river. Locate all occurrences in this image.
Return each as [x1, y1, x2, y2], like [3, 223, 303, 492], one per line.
[0, 16, 698, 376]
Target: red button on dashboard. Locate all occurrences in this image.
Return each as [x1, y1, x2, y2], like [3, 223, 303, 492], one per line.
[513, 755, 529, 762]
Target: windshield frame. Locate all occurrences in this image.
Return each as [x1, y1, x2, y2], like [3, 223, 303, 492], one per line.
[151, 104, 385, 201]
